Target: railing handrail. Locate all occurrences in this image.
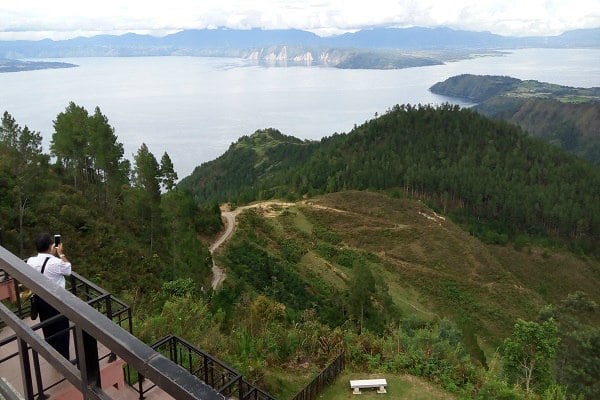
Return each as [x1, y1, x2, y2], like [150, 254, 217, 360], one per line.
[150, 335, 278, 400]
[290, 350, 345, 400]
[153, 334, 244, 378]
[0, 245, 225, 400]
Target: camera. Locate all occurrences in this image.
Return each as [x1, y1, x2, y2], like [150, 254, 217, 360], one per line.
[54, 234, 61, 247]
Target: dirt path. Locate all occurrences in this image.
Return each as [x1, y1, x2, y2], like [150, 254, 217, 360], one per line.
[209, 199, 439, 320]
[209, 201, 295, 290]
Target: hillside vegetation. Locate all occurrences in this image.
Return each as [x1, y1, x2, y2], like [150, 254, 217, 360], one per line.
[211, 192, 599, 398]
[218, 191, 599, 345]
[178, 105, 600, 397]
[180, 104, 600, 256]
[3, 102, 599, 399]
[430, 74, 600, 163]
[0, 105, 221, 295]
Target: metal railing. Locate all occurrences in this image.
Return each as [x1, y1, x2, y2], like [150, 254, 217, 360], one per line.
[290, 351, 345, 400]
[0, 245, 226, 400]
[1, 269, 132, 334]
[0, 268, 133, 398]
[128, 335, 277, 400]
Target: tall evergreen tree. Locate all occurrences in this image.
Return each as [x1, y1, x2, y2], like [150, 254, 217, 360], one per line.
[348, 261, 376, 334]
[159, 152, 178, 192]
[0, 112, 47, 256]
[133, 143, 161, 253]
[51, 102, 90, 189]
[87, 107, 128, 199]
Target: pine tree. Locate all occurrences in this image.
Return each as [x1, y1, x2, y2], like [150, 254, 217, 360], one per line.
[0, 112, 47, 256]
[159, 152, 178, 192]
[133, 143, 161, 253]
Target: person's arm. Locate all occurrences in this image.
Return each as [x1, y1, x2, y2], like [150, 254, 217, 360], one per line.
[55, 243, 72, 275]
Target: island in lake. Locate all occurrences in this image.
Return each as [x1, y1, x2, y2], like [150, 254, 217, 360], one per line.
[430, 74, 600, 164]
[0, 59, 77, 73]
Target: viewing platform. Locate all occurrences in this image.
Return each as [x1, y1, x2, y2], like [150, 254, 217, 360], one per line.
[0, 246, 275, 400]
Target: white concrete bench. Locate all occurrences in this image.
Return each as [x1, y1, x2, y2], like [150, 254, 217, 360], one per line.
[350, 378, 388, 394]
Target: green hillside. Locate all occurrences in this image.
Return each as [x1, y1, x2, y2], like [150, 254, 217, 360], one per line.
[212, 192, 600, 398]
[177, 104, 600, 397]
[217, 192, 600, 346]
[430, 74, 600, 163]
[3, 103, 599, 399]
[180, 104, 600, 256]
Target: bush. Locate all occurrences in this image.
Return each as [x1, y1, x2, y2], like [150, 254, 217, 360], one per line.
[476, 380, 524, 400]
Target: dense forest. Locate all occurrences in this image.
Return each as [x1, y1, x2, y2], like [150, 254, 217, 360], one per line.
[180, 104, 600, 256]
[2, 103, 599, 399]
[430, 74, 600, 163]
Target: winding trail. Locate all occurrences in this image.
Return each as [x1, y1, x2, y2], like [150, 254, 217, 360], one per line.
[209, 202, 295, 290]
[208, 200, 440, 320]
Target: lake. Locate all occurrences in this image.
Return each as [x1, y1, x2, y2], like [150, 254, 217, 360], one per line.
[1, 48, 599, 178]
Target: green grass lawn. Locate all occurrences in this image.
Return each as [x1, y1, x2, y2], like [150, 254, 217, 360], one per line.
[317, 372, 456, 399]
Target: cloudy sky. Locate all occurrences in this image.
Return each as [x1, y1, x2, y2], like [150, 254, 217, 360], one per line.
[1, 0, 599, 40]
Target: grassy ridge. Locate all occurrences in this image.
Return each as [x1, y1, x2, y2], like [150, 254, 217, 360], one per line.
[181, 105, 600, 256]
[217, 191, 600, 358]
[210, 191, 599, 397]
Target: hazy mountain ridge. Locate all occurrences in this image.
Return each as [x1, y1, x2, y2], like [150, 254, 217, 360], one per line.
[0, 26, 598, 68]
[430, 75, 600, 163]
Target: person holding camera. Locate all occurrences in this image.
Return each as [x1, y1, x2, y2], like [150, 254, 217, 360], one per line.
[27, 233, 72, 360]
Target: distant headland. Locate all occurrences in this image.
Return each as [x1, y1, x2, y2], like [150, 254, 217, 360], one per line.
[0, 59, 77, 73]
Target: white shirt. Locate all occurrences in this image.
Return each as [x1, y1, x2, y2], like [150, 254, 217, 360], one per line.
[27, 253, 72, 289]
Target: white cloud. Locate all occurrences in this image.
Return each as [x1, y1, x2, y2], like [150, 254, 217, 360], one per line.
[0, 0, 598, 40]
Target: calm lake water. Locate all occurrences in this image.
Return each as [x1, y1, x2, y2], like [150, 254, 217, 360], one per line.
[1, 48, 599, 177]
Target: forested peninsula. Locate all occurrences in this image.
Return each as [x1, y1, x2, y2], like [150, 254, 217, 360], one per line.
[0, 58, 77, 73]
[430, 74, 600, 163]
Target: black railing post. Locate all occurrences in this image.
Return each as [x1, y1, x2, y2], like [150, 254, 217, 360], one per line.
[127, 307, 133, 333]
[203, 354, 209, 385]
[171, 336, 177, 365]
[31, 351, 47, 400]
[74, 326, 101, 393]
[17, 337, 34, 400]
[105, 297, 117, 362]
[69, 274, 77, 297]
[137, 374, 145, 400]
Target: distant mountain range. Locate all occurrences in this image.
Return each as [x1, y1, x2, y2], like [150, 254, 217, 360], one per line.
[0, 26, 598, 65]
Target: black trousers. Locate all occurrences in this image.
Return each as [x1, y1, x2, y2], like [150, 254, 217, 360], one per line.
[37, 297, 70, 360]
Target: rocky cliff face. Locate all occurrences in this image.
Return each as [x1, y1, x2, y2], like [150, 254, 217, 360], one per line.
[243, 46, 344, 66]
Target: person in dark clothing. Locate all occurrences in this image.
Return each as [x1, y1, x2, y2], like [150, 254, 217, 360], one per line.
[27, 233, 72, 360]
